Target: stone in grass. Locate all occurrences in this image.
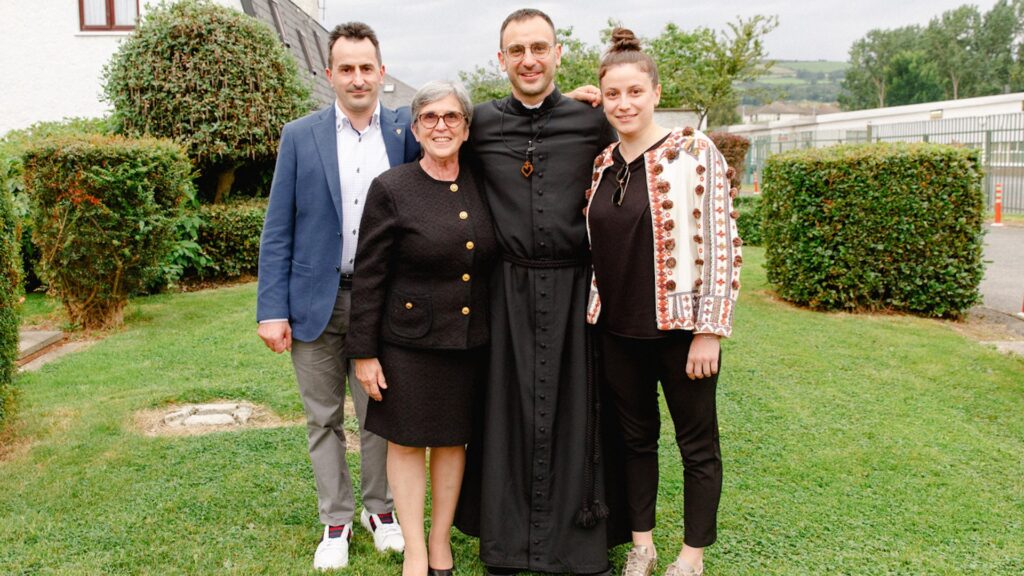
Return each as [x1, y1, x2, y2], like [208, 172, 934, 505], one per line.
[183, 413, 236, 427]
[234, 405, 254, 424]
[163, 407, 195, 425]
[195, 403, 240, 416]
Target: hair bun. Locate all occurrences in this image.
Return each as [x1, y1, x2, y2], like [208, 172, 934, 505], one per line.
[609, 27, 641, 52]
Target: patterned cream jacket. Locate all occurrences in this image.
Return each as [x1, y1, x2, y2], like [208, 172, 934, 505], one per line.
[584, 127, 742, 338]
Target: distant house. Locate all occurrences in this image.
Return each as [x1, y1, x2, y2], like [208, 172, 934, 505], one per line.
[0, 0, 417, 136]
[741, 101, 840, 124]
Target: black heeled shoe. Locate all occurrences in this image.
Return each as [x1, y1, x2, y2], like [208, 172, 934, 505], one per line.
[427, 567, 454, 576]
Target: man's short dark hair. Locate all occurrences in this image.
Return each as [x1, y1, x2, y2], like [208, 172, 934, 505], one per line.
[328, 22, 382, 67]
[499, 8, 556, 48]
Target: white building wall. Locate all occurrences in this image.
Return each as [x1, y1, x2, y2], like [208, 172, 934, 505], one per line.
[0, 0, 241, 136]
[726, 92, 1024, 140]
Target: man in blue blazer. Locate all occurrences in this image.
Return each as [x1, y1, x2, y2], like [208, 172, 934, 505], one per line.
[256, 22, 420, 571]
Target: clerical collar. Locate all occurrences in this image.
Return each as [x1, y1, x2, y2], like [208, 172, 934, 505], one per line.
[506, 88, 562, 114]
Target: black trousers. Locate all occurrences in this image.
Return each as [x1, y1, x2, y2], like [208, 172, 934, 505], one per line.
[599, 329, 722, 548]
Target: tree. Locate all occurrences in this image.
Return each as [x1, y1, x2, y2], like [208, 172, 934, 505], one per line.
[925, 5, 984, 100]
[651, 16, 778, 126]
[103, 0, 313, 203]
[839, 26, 923, 110]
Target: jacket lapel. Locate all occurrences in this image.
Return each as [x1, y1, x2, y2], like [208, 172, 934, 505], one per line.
[312, 106, 343, 225]
[380, 107, 407, 167]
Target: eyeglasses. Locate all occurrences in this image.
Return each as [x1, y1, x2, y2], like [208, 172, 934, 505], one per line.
[503, 42, 553, 62]
[613, 163, 630, 206]
[417, 111, 465, 129]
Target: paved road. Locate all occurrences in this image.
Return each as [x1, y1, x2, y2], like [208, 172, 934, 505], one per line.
[981, 224, 1024, 317]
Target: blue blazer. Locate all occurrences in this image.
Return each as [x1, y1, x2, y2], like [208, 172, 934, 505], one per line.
[257, 104, 421, 342]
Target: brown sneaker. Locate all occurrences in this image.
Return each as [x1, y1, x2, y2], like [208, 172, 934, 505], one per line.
[663, 557, 703, 576]
[621, 545, 657, 576]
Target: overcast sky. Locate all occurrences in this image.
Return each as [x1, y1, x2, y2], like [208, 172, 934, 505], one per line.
[320, 0, 1001, 88]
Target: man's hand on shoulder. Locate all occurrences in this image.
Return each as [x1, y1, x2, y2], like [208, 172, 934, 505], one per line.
[566, 85, 602, 108]
[258, 320, 292, 353]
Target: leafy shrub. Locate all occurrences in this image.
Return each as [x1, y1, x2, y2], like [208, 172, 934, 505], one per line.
[0, 118, 112, 290]
[23, 135, 192, 329]
[708, 131, 750, 189]
[191, 199, 266, 279]
[0, 186, 21, 430]
[733, 195, 762, 246]
[103, 0, 313, 203]
[762, 143, 984, 317]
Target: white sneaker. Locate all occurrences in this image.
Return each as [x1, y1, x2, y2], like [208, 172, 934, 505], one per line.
[360, 508, 405, 553]
[313, 524, 350, 571]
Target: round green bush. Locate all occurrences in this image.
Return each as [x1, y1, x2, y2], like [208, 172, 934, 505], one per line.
[103, 0, 312, 203]
[762, 143, 984, 317]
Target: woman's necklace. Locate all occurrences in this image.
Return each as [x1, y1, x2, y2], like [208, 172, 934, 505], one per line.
[499, 99, 553, 178]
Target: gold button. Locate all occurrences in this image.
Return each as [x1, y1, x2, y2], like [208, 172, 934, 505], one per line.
[459, 211, 468, 220]
[466, 241, 474, 250]
[461, 307, 470, 315]
[405, 302, 413, 309]
[462, 273, 471, 282]
[450, 183, 459, 192]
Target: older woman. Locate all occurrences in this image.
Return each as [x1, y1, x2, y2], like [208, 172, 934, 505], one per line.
[346, 81, 496, 576]
[584, 29, 742, 576]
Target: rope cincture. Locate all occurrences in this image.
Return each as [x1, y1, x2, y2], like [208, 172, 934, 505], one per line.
[575, 323, 608, 529]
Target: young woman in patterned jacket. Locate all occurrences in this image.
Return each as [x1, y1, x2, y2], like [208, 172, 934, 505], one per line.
[584, 28, 742, 576]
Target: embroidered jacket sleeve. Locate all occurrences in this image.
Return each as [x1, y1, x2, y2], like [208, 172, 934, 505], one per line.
[693, 140, 741, 337]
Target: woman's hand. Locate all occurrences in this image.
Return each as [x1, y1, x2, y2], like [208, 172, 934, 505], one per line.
[686, 334, 720, 380]
[354, 357, 388, 401]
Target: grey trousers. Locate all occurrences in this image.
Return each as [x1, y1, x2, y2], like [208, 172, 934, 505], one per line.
[291, 289, 392, 526]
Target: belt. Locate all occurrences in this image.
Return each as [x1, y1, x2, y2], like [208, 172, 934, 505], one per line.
[339, 272, 354, 289]
[501, 253, 590, 269]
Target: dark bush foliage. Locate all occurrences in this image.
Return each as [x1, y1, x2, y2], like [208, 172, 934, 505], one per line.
[191, 199, 266, 279]
[762, 142, 985, 317]
[733, 195, 763, 246]
[103, 0, 312, 203]
[23, 135, 192, 329]
[708, 131, 750, 189]
[0, 186, 21, 430]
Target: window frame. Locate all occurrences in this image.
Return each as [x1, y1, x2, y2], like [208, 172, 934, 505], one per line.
[79, 0, 139, 32]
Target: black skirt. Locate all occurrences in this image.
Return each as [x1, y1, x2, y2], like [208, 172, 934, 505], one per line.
[364, 343, 486, 447]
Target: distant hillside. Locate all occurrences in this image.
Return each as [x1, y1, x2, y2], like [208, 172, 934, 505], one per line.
[739, 60, 848, 104]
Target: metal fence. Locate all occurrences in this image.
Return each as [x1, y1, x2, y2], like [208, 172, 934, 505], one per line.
[743, 112, 1024, 213]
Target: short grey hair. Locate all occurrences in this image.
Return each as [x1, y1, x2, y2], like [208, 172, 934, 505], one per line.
[410, 81, 473, 127]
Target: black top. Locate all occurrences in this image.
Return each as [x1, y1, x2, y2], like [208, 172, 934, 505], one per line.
[464, 88, 617, 260]
[589, 134, 670, 339]
[346, 161, 497, 356]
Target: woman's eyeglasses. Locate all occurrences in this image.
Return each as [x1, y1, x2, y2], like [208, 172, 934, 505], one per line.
[417, 111, 465, 129]
[613, 163, 630, 206]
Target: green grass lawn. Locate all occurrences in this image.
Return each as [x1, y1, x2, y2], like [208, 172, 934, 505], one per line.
[2, 247, 1022, 575]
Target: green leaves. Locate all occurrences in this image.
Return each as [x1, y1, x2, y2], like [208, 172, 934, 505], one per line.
[762, 143, 985, 317]
[102, 0, 313, 199]
[22, 135, 193, 329]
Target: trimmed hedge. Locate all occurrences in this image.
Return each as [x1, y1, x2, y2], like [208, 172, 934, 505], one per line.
[762, 143, 985, 317]
[23, 135, 192, 329]
[0, 185, 21, 430]
[733, 195, 763, 246]
[708, 132, 750, 190]
[192, 199, 266, 279]
[0, 118, 112, 291]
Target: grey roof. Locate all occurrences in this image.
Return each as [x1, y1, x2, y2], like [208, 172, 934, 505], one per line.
[239, 0, 417, 109]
